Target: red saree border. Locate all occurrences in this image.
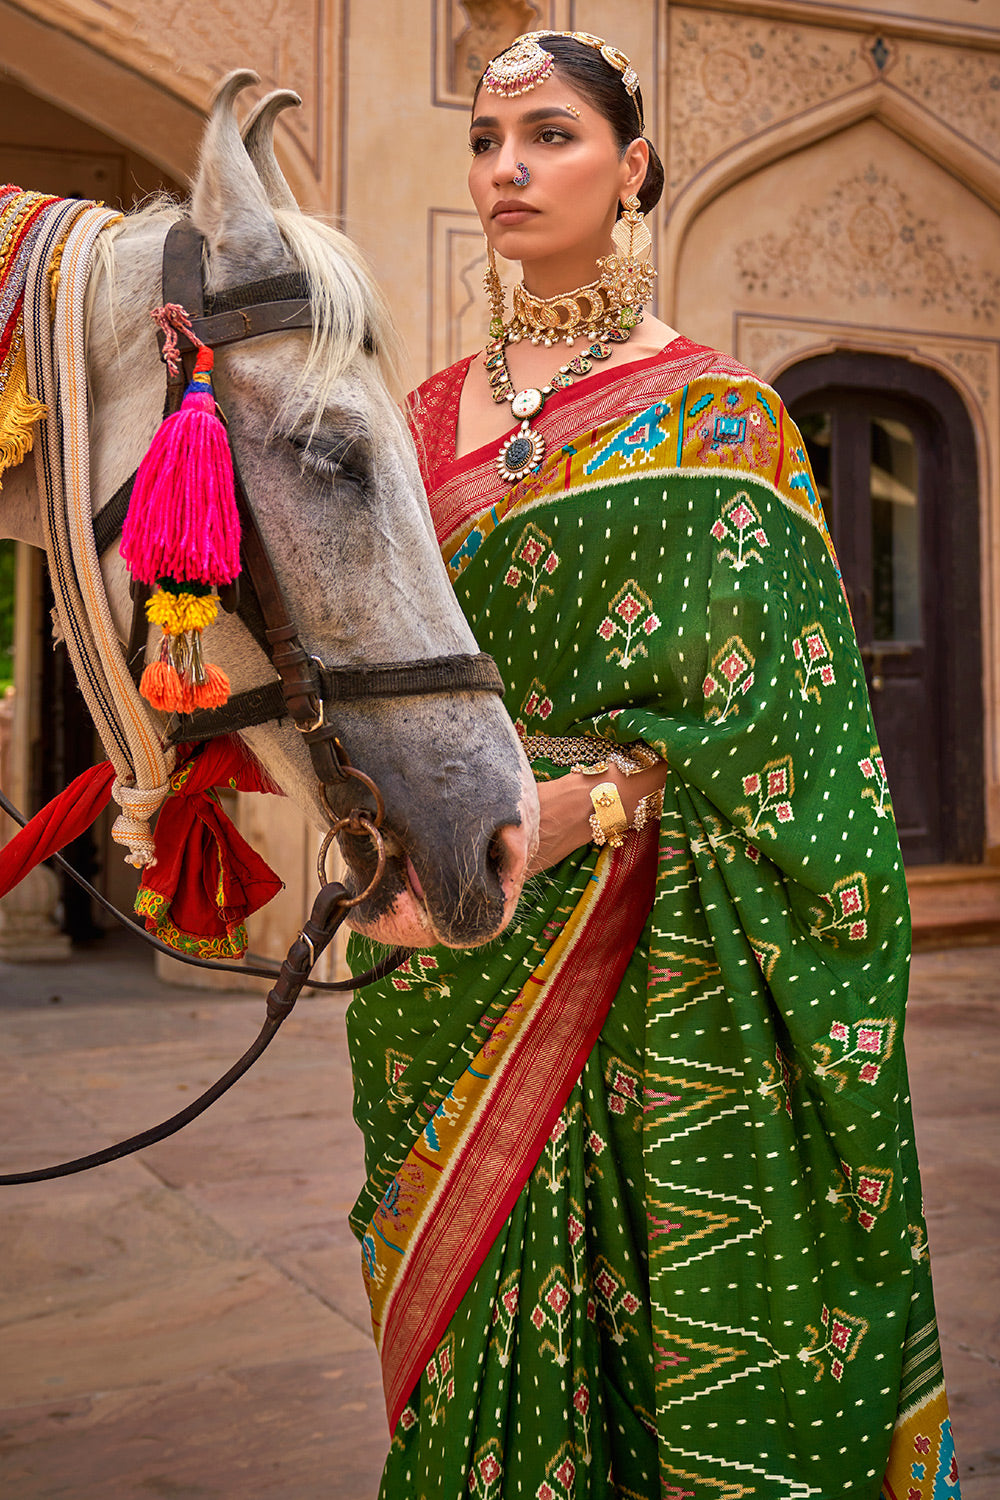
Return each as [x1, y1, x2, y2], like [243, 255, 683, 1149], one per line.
[415, 337, 752, 547]
[370, 827, 659, 1431]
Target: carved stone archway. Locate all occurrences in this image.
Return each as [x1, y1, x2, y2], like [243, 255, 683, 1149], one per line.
[0, 0, 345, 210]
[662, 81, 1000, 323]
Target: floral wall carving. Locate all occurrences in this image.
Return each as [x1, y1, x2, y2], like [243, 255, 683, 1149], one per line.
[667, 7, 1000, 203]
[943, 345, 995, 409]
[893, 41, 1000, 164]
[667, 7, 872, 194]
[734, 164, 1000, 326]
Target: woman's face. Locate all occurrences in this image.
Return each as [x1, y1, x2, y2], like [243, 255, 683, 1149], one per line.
[468, 70, 647, 297]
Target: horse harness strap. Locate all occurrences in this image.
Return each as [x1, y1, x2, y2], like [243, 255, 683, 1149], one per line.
[172, 652, 505, 744]
[27, 199, 175, 869]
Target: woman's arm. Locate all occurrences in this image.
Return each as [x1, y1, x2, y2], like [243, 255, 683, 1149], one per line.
[527, 758, 669, 876]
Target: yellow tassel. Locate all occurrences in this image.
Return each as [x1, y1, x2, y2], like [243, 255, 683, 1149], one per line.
[146, 590, 219, 635]
[0, 341, 47, 487]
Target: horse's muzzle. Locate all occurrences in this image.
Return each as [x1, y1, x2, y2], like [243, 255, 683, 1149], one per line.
[340, 779, 537, 950]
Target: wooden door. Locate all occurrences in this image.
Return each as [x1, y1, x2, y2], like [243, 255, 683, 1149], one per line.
[777, 354, 983, 866]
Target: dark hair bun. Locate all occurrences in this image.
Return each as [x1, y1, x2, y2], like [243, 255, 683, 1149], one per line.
[638, 140, 665, 216]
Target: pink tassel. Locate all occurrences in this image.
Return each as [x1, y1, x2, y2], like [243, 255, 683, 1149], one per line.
[122, 347, 240, 587]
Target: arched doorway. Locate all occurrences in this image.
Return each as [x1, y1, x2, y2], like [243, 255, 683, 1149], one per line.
[776, 352, 983, 866]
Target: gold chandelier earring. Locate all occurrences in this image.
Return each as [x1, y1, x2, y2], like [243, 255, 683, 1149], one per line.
[598, 195, 656, 331]
[484, 239, 508, 340]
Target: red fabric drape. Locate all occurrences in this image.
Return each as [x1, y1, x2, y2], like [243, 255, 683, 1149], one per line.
[0, 761, 116, 898]
[137, 740, 283, 957]
[0, 738, 283, 957]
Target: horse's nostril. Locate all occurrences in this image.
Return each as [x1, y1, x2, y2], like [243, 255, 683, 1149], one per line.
[487, 830, 506, 882]
[488, 819, 530, 901]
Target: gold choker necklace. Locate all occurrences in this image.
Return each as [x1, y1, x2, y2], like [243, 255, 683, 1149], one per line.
[508, 279, 627, 347]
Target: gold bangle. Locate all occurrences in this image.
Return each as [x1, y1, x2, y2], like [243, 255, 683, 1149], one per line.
[589, 782, 629, 848]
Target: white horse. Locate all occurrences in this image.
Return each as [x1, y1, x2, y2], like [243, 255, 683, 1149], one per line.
[0, 73, 537, 950]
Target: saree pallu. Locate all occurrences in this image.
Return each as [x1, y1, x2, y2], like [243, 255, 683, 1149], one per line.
[346, 339, 960, 1499]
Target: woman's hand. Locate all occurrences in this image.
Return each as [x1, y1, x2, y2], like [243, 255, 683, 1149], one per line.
[526, 759, 669, 877]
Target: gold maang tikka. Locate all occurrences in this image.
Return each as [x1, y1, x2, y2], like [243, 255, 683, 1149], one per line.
[481, 31, 644, 133]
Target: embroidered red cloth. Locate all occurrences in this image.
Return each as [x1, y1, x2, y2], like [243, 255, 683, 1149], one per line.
[0, 738, 283, 958]
[136, 740, 283, 959]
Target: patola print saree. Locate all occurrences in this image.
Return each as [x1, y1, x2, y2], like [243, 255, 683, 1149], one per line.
[346, 337, 959, 1499]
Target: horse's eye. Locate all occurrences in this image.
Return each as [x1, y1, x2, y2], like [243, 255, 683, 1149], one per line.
[290, 431, 371, 489]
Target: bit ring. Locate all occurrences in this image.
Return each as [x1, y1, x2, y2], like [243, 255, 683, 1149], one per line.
[320, 764, 386, 829]
[317, 814, 386, 907]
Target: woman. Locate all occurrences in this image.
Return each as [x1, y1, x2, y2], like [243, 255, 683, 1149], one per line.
[347, 31, 960, 1500]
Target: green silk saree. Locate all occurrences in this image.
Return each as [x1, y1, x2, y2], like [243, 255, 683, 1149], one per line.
[346, 337, 959, 1500]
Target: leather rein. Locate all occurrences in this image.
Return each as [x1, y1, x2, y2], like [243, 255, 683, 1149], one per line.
[0, 219, 504, 1185]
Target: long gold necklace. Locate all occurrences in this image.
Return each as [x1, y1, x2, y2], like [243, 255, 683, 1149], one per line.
[486, 323, 634, 484]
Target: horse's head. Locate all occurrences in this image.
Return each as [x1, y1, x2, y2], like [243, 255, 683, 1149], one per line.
[84, 72, 538, 950]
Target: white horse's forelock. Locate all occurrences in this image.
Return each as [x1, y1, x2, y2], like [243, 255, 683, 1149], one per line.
[271, 208, 410, 418]
[90, 196, 411, 439]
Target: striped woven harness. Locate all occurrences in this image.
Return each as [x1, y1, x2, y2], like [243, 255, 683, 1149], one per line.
[26, 199, 175, 867]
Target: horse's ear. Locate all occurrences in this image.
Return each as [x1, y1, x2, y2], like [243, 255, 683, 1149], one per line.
[242, 90, 302, 213]
[190, 70, 289, 287]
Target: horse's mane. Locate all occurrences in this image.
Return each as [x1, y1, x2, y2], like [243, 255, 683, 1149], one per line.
[94, 195, 410, 424]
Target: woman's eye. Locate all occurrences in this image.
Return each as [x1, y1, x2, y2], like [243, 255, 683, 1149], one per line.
[469, 135, 496, 155]
[539, 128, 571, 144]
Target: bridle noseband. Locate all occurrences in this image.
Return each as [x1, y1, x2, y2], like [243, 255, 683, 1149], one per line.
[0, 217, 506, 1186]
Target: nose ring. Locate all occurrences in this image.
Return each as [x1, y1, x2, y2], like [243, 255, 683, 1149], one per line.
[513, 162, 531, 187]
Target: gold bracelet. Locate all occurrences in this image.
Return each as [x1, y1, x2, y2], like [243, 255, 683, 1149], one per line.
[632, 788, 664, 832]
[589, 782, 629, 848]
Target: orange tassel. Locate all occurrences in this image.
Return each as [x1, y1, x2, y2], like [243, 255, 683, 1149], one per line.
[191, 664, 231, 710]
[140, 659, 184, 713]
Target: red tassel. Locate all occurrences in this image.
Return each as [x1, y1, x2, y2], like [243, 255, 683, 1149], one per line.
[121, 347, 240, 587]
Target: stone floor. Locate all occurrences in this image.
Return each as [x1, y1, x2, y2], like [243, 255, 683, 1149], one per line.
[0, 936, 996, 1499]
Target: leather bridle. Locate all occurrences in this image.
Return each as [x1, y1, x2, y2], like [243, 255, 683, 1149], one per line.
[0, 219, 506, 1185]
[142, 220, 506, 769]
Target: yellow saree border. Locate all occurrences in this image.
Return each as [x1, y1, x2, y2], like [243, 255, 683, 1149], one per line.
[363, 827, 659, 1431]
[438, 372, 840, 588]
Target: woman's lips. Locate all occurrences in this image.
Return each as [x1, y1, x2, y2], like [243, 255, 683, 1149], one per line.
[492, 206, 538, 226]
